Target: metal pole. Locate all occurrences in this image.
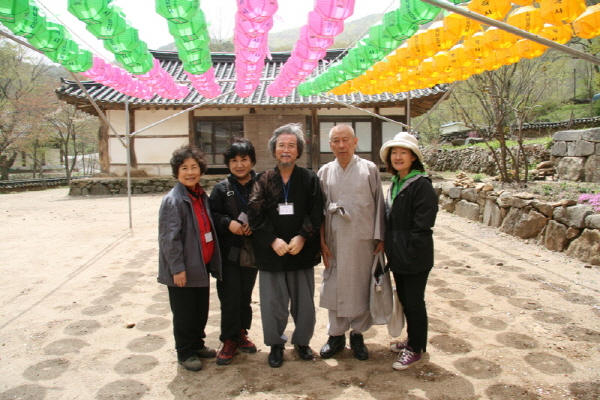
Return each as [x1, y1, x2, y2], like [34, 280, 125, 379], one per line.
[420, 0, 600, 66]
[406, 91, 411, 133]
[317, 94, 411, 128]
[125, 98, 132, 229]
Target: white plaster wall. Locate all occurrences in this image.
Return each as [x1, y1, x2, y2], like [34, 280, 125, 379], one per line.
[318, 108, 374, 116]
[136, 137, 189, 164]
[134, 109, 188, 136]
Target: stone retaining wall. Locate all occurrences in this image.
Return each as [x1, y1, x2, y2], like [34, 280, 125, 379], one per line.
[434, 181, 600, 265]
[551, 128, 600, 182]
[69, 176, 226, 196]
[424, 144, 550, 175]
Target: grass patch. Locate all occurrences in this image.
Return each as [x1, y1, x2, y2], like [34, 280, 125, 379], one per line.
[440, 137, 553, 151]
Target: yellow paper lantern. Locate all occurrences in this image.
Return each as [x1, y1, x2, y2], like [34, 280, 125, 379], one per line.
[515, 38, 547, 58]
[471, 58, 485, 75]
[572, 4, 600, 39]
[447, 44, 474, 69]
[538, 23, 573, 43]
[406, 30, 436, 58]
[511, 0, 535, 7]
[443, 8, 482, 39]
[433, 51, 454, 73]
[417, 57, 440, 78]
[540, 0, 586, 25]
[372, 61, 397, 79]
[498, 46, 522, 64]
[506, 6, 543, 34]
[483, 26, 519, 49]
[421, 21, 461, 53]
[482, 51, 504, 70]
[468, 0, 512, 21]
[463, 31, 490, 58]
[392, 43, 422, 67]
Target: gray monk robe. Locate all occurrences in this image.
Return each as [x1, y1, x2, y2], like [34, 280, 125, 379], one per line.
[318, 155, 385, 317]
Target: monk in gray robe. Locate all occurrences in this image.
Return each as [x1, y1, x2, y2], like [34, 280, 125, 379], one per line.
[317, 124, 385, 361]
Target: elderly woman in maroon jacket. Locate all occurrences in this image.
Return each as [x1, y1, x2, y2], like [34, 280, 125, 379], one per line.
[380, 132, 438, 371]
[158, 145, 222, 371]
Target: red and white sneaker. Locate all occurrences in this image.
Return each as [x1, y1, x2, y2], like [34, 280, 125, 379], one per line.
[216, 339, 238, 365]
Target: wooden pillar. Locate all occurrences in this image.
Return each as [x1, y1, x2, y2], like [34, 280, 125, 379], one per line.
[98, 113, 110, 173]
[372, 106, 382, 166]
[128, 107, 137, 169]
[188, 109, 195, 145]
[310, 108, 319, 170]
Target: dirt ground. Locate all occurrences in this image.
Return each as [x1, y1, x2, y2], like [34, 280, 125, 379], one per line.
[1, 186, 599, 400]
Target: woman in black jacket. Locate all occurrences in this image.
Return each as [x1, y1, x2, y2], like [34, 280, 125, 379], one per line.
[208, 138, 259, 365]
[380, 132, 438, 371]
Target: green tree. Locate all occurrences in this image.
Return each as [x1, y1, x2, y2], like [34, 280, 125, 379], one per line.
[0, 38, 55, 180]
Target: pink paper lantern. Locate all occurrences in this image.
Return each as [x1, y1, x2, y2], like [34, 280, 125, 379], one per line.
[315, 0, 355, 21]
[294, 40, 327, 61]
[237, 0, 279, 22]
[307, 11, 344, 37]
[236, 12, 273, 37]
[236, 47, 267, 64]
[300, 25, 334, 51]
[234, 28, 268, 51]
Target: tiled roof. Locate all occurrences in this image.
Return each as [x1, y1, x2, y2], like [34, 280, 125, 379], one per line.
[56, 49, 446, 109]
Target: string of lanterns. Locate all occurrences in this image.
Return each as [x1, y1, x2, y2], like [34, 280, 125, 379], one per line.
[2, 0, 600, 101]
[299, 0, 600, 96]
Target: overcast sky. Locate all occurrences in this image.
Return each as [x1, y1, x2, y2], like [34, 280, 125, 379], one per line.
[30, 0, 397, 59]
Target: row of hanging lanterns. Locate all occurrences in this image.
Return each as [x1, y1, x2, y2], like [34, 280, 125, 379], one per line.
[155, 0, 221, 98]
[266, 0, 356, 97]
[232, 0, 279, 98]
[300, 0, 599, 97]
[68, 0, 190, 99]
[326, 5, 583, 96]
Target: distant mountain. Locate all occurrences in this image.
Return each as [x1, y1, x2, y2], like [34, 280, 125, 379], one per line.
[157, 13, 381, 53]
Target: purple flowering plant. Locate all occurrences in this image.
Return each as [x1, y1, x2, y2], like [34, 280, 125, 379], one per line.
[578, 193, 600, 212]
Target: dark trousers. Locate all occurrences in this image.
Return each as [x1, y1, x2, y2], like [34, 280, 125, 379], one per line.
[167, 285, 210, 361]
[216, 263, 258, 342]
[393, 269, 431, 353]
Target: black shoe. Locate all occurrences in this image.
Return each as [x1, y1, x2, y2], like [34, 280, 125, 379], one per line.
[350, 333, 369, 361]
[268, 345, 284, 368]
[294, 344, 313, 360]
[319, 335, 346, 359]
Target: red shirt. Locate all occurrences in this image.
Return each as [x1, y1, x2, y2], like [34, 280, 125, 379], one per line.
[188, 186, 215, 265]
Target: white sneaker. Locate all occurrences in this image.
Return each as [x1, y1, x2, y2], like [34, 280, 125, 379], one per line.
[392, 348, 422, 371]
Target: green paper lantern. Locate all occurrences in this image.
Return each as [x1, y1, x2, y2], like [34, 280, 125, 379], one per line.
[178, 42, 209, 63]
[67, 0, 113, 25]
[368, 25, 400, 52]
[103, 27, 140, 54]
[167, 9, 207, 41]
[183, 58, 211, 75]
[155, 0, 199, 24]
[86, 8, 127, 39]
[174, 35, 209, 53]
[28, 21, 67, 52]
[2, 4, 45, 39]
[62, 49, 94, 72]
[382, 9, 419, 41]
[45, 39, 79, 63]
[0, 0, 29, 22]
[400, 0, 440, 25]
[115, 41, 149, 66]
[355, 41, 385, 62]
[123, 53, 154, 75]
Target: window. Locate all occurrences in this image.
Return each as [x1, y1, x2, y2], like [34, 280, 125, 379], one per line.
[382, 122, 403, 144]
[194, 118, 243, 165]
[319, 120, 372, 153]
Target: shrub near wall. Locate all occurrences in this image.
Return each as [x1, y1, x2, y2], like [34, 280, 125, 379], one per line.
[434, 181, 600, 265]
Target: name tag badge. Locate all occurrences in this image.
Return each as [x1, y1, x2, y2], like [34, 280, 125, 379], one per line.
[278, 203, 294, 215]
[238, 212, 249, 225]
[205, 232, 213, 242]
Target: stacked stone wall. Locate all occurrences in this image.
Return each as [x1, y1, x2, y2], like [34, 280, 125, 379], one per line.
[69, 176, 226, 196]
[551, 128, 600, 182]
[434, 182, 600, 265]
[424, 144, 550, 175]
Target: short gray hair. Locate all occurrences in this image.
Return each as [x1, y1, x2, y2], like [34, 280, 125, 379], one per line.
[329, 124, 355, 141]
[268, 123, 305, 158]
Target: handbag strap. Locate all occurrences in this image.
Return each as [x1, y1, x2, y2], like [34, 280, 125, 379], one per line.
[225, 179, 241, 220]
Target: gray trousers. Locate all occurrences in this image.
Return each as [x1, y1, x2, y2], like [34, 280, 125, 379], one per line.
[327, 309, 373, 336]
[259, 268, 315, 347]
